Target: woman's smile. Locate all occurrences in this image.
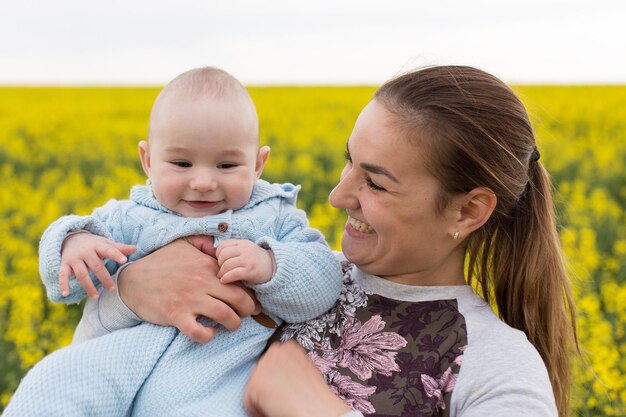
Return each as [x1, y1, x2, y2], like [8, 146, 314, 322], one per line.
[347, 216, 374, 234]
[329, 100, 465, 285]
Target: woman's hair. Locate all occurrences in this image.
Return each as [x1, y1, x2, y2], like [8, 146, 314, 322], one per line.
[375, 65, 577, 416]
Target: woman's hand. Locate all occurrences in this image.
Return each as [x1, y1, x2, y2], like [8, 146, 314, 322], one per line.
[117, 236, 261, 343]
[244, 341, 352, 417]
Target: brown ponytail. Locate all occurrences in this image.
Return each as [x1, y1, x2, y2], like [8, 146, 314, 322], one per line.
[472, 160, 577, 417]
[376, 65, 578, 416]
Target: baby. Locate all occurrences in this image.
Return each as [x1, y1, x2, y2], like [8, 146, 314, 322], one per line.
[4, 67, 342, 416]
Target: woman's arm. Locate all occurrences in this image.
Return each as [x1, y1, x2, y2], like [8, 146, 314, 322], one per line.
[121, 237, 261, 342]
[74, 237, 260, 344]
[244, 341, 358, 417]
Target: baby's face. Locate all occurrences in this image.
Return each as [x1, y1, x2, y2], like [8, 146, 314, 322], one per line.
[140, 94, 266, 217]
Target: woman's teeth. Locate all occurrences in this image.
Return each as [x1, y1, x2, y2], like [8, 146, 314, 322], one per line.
[348, 217, 374, 233]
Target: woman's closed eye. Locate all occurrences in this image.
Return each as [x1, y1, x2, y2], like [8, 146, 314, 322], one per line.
[365, 176, 386, 192]
[345, 148, 385, 191]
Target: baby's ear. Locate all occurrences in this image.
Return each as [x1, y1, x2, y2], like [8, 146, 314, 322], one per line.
[255, 146, 270, 178]
[138, 141, 151, 177]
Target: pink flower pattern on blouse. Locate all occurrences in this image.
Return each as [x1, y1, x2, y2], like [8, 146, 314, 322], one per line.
[336, 315, 408, 380]
[327, 371, 377, 414]
[421, 366, 457, 410]
[278, 261, 468, 416]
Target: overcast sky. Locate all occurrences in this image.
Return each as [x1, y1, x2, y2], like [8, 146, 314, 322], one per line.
[1, 0, 625, 85]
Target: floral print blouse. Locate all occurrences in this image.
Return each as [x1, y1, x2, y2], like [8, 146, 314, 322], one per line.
[276, 260, 468, 417]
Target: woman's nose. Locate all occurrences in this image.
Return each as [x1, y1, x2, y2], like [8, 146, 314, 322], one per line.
[328, 165, 358, 210]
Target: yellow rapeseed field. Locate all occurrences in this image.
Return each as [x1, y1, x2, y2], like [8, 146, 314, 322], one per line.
[0, 85, 624, 415]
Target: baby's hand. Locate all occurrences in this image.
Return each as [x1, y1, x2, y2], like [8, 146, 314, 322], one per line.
[216, 239, 276, 285]
[60, 233, 136, 299]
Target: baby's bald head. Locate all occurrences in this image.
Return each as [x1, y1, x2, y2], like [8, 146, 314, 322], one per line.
[148, 67, 258, 143]
[138, 67, 269, 217]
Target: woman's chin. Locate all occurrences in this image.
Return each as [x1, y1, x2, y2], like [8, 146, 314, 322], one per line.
[340, 230, 376, 266]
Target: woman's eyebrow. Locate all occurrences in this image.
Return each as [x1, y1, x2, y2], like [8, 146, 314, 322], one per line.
[360, 162, 400, 183]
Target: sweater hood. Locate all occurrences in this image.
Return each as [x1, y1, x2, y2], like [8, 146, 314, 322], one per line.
[129, 179, 301, 215]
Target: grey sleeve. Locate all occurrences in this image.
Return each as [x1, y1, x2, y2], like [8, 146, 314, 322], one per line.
[340, 412, 364, 417]
[450, 327, 557, 417]
[72, 263, 141, 344]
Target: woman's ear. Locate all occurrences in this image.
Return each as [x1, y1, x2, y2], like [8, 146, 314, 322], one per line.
[255, 146, 271, 179]
[138, 140, 151, 178]
[453, 187, 497, 238]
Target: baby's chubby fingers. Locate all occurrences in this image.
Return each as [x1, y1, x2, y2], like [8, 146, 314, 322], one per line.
[59, 264, 73, 297]
[70, 260, 100, 299]
[219, 266, 249, 284]
[216, 239, 276, 285]
[85, 254, 116, 292]
[215, 239, 241, 267]
[95, 242, 136, 264]
[90, 242, 135, 291]
[216, 253, 244, 281]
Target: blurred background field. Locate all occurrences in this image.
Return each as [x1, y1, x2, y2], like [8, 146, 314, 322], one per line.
[0, 85, 625, 415]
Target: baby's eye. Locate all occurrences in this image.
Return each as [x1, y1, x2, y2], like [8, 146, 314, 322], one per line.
[218, 163, 238, 169]
[172, 161, 192, 168]
[344, 149, 352, 163]
[365, 176, 386, 192]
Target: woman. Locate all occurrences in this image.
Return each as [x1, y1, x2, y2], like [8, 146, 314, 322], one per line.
[81, 66, 577, 417]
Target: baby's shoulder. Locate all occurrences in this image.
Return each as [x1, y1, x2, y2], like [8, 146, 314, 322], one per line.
[246, 179, 302, 209]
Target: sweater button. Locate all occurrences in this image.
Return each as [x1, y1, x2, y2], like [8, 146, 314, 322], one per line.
[218, 222, 229, 233]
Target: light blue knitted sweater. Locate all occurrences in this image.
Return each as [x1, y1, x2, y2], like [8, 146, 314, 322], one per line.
[5, 180, 342, 416]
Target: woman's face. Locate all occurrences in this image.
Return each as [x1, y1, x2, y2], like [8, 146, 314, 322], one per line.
[329, 100, 466, 286]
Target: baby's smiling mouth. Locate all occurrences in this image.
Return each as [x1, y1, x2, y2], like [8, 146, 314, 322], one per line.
[185, 200, 219, 209]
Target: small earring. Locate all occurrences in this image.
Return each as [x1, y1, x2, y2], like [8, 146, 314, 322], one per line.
[453, 231, 460, 240]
